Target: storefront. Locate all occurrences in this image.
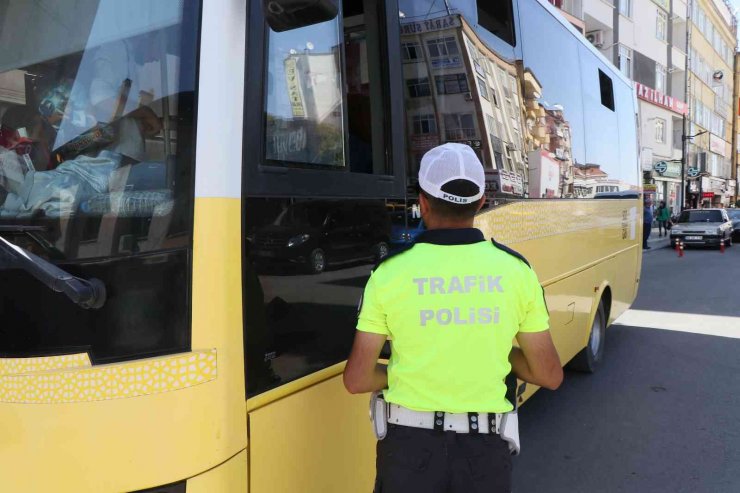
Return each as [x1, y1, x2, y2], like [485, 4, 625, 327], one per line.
[651, 160, 682, 213]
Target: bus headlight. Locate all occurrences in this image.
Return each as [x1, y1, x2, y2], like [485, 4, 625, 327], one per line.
[287, 234, 310, 247]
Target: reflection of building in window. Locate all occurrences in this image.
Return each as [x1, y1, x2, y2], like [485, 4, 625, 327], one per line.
[407, 77, 432, 97]
[477, 76, 489, 100]
[412, 113, 437, 134]
[434, 74, 469, 95]
[398, 13, 529, 195]
[402, 42, 423, 61]
[426, 37, 460, 59]
[572, 164, 635, 198]
[443, 113, 476, 140]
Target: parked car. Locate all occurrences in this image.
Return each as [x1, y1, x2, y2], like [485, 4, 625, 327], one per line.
[669, 208, 734, 248]
[726, 209, 740, 240]
[251, 200, 391, 274]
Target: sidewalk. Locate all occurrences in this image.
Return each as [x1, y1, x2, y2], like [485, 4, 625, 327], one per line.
[644, 227, 670, 252]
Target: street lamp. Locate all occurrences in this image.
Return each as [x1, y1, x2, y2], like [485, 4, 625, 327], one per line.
[680, 123, 708, 212]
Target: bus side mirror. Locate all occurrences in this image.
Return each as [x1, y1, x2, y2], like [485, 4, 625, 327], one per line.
[263, 0, 339, 32]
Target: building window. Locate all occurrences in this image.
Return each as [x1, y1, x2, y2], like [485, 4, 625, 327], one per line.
[401, 42, 423, 61]
[412, 114, 437, 135]
[435, 74, 469, 95]
[443, 113, 476, 140]
[491, 87, 499, 106]
[477, 76, 490, 100]
[407, 77, 431, 98]
[656, 10, 667, 42]
[655, 118, 665, 143]
[486, 114, 497, 136]
[618, 45, 632, 79]
[619, 0, 631, 17]
[426, 37, 459, 59]
[656, 63, 666, 93]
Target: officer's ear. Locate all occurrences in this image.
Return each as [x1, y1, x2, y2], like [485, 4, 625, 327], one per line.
[419, 192, 430, 217]
[475, 196, 486, 212]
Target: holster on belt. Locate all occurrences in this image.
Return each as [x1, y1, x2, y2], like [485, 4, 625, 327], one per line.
[369, 391, 388, 440]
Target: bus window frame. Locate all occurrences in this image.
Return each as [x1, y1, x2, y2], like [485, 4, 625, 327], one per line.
[243, 0, 408, 199]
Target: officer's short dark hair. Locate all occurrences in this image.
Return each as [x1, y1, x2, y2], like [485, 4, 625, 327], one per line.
[420, 179, 482, 219]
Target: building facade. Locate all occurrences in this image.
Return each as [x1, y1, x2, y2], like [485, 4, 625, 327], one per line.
[551, 0, 737, 211]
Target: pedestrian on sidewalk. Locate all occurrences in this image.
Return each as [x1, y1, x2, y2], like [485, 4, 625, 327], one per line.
[643, 195, 653, 250]
[343, 143, 563, 493]
[656, 201, 670, 237]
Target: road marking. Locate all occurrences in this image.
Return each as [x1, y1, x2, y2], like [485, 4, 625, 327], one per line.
[614, 309, 740, 339]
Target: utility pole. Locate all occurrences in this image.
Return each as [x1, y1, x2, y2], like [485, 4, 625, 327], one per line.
[681, 0, 692, 212]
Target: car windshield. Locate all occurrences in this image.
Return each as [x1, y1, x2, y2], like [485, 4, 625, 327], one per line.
[726, 210, 740, 220]
[678, 210, 723, 223]
[273, 204, 327, 228]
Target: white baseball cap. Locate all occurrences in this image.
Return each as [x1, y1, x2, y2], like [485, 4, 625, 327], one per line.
[418, 143, 485, 204]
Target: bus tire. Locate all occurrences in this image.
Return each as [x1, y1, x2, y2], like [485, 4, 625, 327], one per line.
[567, 301, 606, 373]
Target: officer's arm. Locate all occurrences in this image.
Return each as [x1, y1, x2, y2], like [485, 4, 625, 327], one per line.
[343, 331, 388, 394]
[510, 331, 563, 390]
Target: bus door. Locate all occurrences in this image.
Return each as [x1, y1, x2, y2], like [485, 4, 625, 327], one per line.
[243, 1, 406, 491]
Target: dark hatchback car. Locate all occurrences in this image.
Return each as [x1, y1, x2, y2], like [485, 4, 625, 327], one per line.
[250, 201, 391, 273]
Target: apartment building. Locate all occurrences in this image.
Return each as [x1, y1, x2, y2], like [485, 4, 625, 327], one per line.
[551, 0, 737, 210]
[685, 0, 736, 207]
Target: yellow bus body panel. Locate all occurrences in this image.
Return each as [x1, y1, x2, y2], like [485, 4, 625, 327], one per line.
[246, 199, 641, 493]
[0, 198, 247, 492]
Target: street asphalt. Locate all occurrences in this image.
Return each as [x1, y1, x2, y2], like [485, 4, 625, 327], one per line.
[512, 241, 740, 492]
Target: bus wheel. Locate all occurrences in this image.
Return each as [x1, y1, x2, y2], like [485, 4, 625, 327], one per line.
[567, 301, 606, 373]
[308, 249, 326, 274]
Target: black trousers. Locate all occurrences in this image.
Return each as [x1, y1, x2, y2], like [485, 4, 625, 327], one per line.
[374, 424, 512, 493]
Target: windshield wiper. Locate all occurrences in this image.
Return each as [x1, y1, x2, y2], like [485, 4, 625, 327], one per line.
[0, 234, 106, 309]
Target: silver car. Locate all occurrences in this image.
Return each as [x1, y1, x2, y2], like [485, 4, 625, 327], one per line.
[669, 209, 734, 248]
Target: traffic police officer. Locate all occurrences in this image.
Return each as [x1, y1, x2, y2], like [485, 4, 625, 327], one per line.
[344, 143, 563, 493]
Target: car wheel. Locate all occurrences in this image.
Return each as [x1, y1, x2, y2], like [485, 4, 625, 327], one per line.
[567, 300, 606, 373]
[374, 241, 389, 263]
[308, 248, 326, 274]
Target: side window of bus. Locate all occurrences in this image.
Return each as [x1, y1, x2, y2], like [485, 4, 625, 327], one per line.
[518, 0, 640, 199]
[245, 1, 404, 396]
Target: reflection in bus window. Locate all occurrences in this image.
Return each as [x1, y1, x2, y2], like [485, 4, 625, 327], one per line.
[245, 198, 392, 395]
[0, 0, 198, 363]
[264, 18, 345, 167]
[0, 0, 196, 260]
[263, 1, 388, 175]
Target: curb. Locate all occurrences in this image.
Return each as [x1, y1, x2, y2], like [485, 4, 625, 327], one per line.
[643, 237, 671, 253]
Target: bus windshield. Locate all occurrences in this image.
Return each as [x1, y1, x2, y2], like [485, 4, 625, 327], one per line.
[0, 0, 196, 261]
[0, 0, 199, 364]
